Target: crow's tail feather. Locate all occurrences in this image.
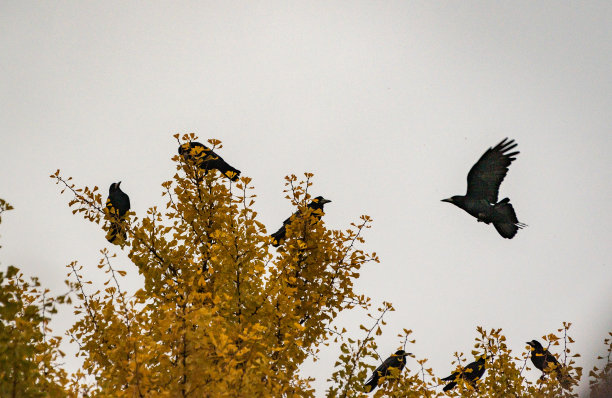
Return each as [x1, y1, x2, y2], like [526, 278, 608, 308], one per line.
[363, 375, 379, 393]
[220, 163, 241, 182]
[270, 226, 285, 247]
[557, 369, 573, 390]
[493, 199, 526, 239]
[106, 222, 126, 244]
[443, 381, 457, 392]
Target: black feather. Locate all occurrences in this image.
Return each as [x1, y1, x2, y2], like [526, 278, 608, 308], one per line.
[178, 141, 241, 182]
[441, 138, 526, 239]
[270, 196, 331, 247]
[106, 182, 130, 244]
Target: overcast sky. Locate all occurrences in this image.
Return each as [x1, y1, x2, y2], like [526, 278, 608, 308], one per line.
[1, 1, 611, 396]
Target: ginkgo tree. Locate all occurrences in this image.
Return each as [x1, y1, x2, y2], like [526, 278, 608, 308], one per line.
[32, 134, 609, 397]
[51, 134, 379, 397]
[0, 200, 68, 397]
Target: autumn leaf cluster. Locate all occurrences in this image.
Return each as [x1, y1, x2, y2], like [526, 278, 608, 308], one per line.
[0, 253, 68, 396]
[0, 135, 610, 397]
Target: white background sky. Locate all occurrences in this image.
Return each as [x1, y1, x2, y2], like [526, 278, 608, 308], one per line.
[1, 2, 611, 396]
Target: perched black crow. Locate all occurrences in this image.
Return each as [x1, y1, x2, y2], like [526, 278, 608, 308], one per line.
[442, 138, 526, 239]
[442, 356, 487, 392]
[270, 196, 331, 247]
[106, 182, 130, 244]
[527, 340, 571, 389]
[364, 350, 410, 393]
[178, 141, 240, 182]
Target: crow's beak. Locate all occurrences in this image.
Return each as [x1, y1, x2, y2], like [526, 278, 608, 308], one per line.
[441, 198, 452, 203]
[321, 198, 332, 204]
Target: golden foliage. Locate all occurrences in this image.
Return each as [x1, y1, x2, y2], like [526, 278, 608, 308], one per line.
[589, 333, 612, 398]
[53, 135, 378, 396]
[0, 201, 69, 396]
[38, 136, 612, 397]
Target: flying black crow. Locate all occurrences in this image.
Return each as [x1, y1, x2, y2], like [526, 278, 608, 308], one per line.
[364, 350, 410, 393]
[106, 182, 130, 244]
[526, 340, 571, 389]
[178, 141, 241, 182]
[442, 356, 487, 392]
[442, 138, 526, 239]
[270, 196, 331, 247]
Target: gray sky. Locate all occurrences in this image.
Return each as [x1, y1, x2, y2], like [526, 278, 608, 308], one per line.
[1, 1, 611, 396]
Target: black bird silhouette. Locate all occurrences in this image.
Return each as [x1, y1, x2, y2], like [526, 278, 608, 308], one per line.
[442, 138, 526, 239]
[364, 350, 410, 393]
[442, 356, 487, 392]
[105, 182, 130, 244]
[270, 196, 331, 247]
[178, 141, 241, 182]
[527, 340, 572, 389]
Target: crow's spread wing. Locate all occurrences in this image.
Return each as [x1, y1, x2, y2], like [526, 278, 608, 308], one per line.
[466, 138, 519, 203]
